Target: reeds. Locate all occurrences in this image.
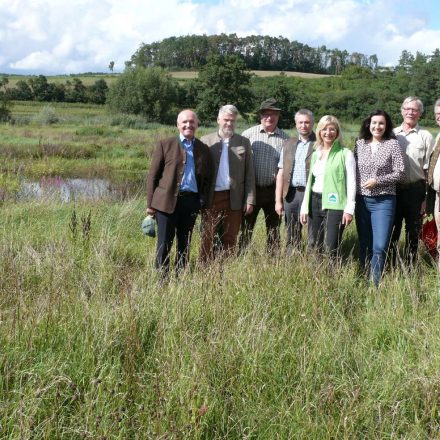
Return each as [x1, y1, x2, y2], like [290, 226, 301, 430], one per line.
[1, 198, 440, 438]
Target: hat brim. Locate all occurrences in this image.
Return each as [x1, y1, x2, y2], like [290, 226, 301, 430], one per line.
[259, 107, 281, 112]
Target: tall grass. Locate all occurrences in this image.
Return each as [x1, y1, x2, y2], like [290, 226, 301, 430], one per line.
[1, 197, 440, 438]
[1, 105, 440, 438]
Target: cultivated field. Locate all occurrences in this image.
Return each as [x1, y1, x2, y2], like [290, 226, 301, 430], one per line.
[169, 70, 331, 79]
[3, 73, 117, 88]
[1, 101, 440, 439]
[2, 70, 330, 89]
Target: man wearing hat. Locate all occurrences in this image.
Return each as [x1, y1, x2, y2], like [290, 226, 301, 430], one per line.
[240, 98, 289, 254]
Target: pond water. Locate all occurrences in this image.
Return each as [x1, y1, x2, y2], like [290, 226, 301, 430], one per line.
[18, 176, 144, 202]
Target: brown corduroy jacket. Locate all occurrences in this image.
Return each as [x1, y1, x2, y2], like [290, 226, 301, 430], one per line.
[201, 132, 256, 210]
[146, 136, 213, 214]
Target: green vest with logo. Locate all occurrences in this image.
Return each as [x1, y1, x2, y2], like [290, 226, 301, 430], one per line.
[304, 140, 348, 211]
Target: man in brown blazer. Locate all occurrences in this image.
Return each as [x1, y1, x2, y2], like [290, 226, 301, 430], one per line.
[146, 109, 213, 276]
[275, 109, 316, 255]
[199, 105, 255, 262]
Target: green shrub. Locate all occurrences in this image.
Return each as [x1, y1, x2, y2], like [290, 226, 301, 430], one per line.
[33, 106, 60, 125]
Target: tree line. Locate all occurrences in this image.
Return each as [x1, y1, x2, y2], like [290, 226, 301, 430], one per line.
[108, 48, 440, 126]
[1, 46, 439, 127]
[128, 33, 379, 74]
[3, 75, 108, 105]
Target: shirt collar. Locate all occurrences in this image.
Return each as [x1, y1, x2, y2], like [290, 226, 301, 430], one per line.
[259, 125, 281, 136]
[179, 134, 194, 146]
[298, 131, 316, 143]
[217, 131, 234, 141]
[396, 123, 420, 134]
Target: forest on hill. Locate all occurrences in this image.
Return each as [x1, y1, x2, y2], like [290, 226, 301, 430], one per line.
[1, 34, 439, 126]
[128, 33, 378, 74]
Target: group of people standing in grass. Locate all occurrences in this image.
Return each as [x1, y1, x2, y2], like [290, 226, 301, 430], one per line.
[146, 96, 440, 286]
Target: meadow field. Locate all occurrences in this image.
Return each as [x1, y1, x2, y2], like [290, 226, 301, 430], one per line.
[3, 70, 330, 89]
[1, 102, 440, 439]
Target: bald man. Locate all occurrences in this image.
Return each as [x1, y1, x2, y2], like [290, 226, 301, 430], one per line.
[147, 109, 213, 277]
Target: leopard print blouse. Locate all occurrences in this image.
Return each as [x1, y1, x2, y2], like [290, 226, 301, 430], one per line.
[354, 138, 406, 196]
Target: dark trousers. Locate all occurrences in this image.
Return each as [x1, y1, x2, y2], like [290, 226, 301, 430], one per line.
[308, 192, 345, 256]
[240, 184, 280, 254]
[390, 180, 425, 267]
[155, 192, 201, 275]
[199, 191, 242, 262]
[284, 186, 305, 252]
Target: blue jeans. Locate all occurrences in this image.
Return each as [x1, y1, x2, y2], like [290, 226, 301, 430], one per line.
[355, 194, 396, 286]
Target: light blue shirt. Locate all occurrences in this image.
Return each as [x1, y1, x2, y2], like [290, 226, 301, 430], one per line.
[215, 139, 230, 191]
[179, 135, 198, 193]
[277, 139, 310, 187]
[291, 139, 310, 187]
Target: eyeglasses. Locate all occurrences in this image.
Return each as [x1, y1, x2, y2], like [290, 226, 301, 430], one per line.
[403, 107, 420, 113]
[261, 112, 279, 119]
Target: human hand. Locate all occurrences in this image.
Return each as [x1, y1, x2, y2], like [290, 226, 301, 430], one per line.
[342, 213, 353, 225]
[275, 201, 284, 216]
[420, 200, 426, 216]
[362, 178, 377, 189]
[300, 213, 308, 225]
[244, 204, 254, 216]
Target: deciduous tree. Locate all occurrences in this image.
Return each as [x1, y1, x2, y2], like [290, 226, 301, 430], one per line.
[106, 66, 179, 123]
[195, 54, 253, 122]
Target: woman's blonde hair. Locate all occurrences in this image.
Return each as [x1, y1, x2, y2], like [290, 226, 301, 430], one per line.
[315, 115, 342, 147]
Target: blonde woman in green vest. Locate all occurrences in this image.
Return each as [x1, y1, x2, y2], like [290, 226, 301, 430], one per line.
[300, 115, 356, 255]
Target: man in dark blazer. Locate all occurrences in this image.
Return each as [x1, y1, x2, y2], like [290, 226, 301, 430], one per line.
[199, 105, 255, 262]
[275, 109, 316, 255]
[146, 109, 213, 276]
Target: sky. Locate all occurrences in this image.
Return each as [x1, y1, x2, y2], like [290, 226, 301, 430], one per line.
[0, 0, 439, 75]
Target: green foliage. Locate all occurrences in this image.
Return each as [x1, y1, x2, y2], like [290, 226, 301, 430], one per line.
[250, 75, 320, 128]
[33, 106, 60, 125]
[196, 54, 253, 122]
[0, 76, 12, 122]
[129, 33, 377, 74]
[1, 199, 440, 438]
[109, 114, 150, 129]
[106, 66, 179, 124]
[0, 171, 20, 200]
[6, 75, 110, 106]
[28, 75, 66, 102]
[86, 79, 108, 104]
[10, 79, 33, 100]
[65, 78, 87, 103]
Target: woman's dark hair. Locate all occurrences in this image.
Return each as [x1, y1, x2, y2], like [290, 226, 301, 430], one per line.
[358, 109, 396, 141]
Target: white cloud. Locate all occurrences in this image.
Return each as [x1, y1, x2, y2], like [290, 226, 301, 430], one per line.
[0, 0, 439, 74]
[10, 51, 53, 70]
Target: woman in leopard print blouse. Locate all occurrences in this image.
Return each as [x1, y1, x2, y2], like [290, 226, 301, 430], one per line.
[354, 109, 406, 286]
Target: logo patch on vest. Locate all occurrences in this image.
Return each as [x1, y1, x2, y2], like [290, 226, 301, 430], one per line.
[327, 193, 339, 204]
